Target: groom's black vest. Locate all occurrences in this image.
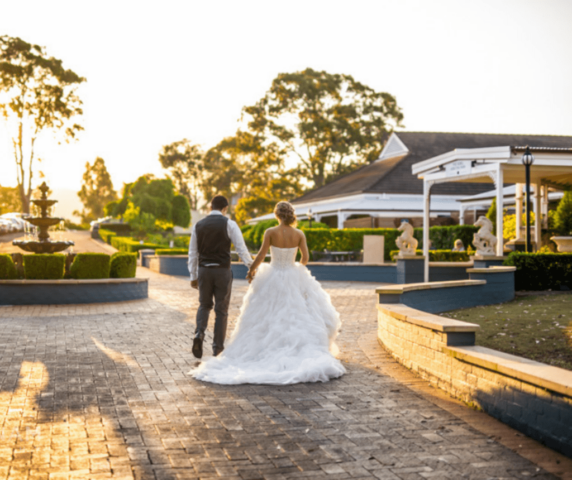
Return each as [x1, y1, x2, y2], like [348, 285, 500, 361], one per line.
[195, 214, 231, 268]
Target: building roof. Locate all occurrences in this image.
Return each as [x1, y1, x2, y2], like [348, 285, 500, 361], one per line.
[292, 131, 572, 204]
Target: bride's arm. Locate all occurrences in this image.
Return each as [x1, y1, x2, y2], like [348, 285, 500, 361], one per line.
[299, 231, 310, 265]
[248, 230, 271, 279]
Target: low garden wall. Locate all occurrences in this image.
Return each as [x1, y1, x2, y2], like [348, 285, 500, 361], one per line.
[377, 303, 572, 458]
[377, 267, 516, 313]
[0, 278, 148, 305]
[145, 254, 479, 283]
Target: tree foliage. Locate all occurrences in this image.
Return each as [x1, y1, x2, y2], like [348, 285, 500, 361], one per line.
[0, 36, 85, 213]
[554, 191, 572, 236]
[158, 139, 203, 209]
[75, 157, 117, 223]
[0, 185, 21, 214]
[157, 68, 403, 224]
[108, 175, 191, 228]
[486, 197, 497, 233]
[241, 68, 403, 188]
[172, 195, 191, 228]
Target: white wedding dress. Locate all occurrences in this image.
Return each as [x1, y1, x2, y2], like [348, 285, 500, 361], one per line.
[190, 246, 346, 385]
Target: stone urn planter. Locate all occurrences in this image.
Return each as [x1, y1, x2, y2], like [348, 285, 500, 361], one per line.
[551, 236, 572, 253]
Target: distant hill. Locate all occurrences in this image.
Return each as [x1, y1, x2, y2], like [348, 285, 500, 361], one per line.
[52, 188, 82, 223]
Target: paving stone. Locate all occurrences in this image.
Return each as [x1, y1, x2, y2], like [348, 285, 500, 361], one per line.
[0, 269, 563, 479]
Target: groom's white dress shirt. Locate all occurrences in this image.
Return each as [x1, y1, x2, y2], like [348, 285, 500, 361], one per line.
[187, 210, 253, 281]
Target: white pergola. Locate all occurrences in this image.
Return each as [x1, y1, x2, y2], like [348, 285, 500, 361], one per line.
[412, 146, 572, 282]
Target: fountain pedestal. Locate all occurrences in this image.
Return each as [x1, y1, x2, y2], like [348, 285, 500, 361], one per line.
[13, 182, 74, 254]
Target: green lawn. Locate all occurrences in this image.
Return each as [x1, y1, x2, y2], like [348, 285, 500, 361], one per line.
[443, 292, 572, 371]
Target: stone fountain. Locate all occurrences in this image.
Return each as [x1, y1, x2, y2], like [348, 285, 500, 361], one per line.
[13, 182, 74, 254]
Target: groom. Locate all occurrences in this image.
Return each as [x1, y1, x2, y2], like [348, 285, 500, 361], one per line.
[188, 195, 253, 359]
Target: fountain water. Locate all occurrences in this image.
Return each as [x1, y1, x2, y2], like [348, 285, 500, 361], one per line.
[13, 182, 75, 254]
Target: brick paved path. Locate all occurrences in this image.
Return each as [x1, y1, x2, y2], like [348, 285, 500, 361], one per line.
[0, 270, 565, 479]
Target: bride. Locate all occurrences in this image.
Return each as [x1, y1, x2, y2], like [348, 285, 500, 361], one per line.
[189, 201, 346, 385]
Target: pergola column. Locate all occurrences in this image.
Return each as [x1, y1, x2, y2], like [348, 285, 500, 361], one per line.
[515, 183, 523, 239]
[542, 185, 549, 229]
[495, 167, 504, 256]
[459, 204, 466, 225]
[534, 183, 542, 248]
[423, 180, 432, 283]
[337, 211, 347, 229]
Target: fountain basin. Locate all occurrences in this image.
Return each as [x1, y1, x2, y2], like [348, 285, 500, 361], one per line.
[0, 278, 148, 305]
[13, 240, 74, 254]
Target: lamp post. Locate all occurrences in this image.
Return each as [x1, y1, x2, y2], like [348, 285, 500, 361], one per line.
[307, 208, 314, 228]
[522, 146, 535, 253]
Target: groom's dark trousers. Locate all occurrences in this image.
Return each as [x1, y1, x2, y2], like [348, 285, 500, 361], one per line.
[194, 214, 233, 354]
[196, 267, 232, 353]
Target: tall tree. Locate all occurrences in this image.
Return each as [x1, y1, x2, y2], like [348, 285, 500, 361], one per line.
[158, 139, 204, 209]
[242, 68, 403, 188]
[0, 36, 85, 213]
[75, 158, 117, 222]
[201, 131, 301, 221]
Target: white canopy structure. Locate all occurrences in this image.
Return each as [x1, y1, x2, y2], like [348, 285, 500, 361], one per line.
[412, 146, 572, 282]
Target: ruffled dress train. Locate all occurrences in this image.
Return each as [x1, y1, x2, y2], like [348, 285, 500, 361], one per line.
[189, 246, 346, 385]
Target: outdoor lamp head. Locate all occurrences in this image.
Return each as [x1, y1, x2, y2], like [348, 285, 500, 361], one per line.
[522, 146, 534, 166]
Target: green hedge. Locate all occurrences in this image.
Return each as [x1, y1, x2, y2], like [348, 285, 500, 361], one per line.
[99, 229, 117, 244]
[155, 249, 188, 255]
[24, 254, 65, 280]
[504, 252, 572, 291]
[304, 228, 401, 261]
[244, 225, 479, 260]
[70, 253, 111, 279]
[110, 252, 137, 278]
[99, 223, 131, 236]
[111, 236, 162, 253]
[389, 249, 470, 262]
[0, 254, 17, 279]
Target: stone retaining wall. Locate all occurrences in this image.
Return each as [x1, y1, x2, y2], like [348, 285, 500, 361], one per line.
[0, 278, 148, 305]
[145, 255, 480, 284]
[377, 303, 572, 458]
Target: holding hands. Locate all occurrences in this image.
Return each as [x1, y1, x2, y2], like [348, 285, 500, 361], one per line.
[246, 267, 256, 283]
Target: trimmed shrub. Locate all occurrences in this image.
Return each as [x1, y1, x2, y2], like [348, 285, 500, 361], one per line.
[98, 223, 131, 236]
[174, 236, 190, 248]
[111, 236, 162, 253]
[99, 229, 117, 244]
[172, 195, 191, 228]
[389, 249, 470, 262]
[504, 252, 572, 291]
[110, 252, 137, 278]
[0, 254, 17, 279]
[155, 249, 188, 255]
[70, 253, 111, 279]
[24, 254, 65, 280]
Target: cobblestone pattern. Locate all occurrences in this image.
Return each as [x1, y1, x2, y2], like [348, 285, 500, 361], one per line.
[0, 269, 560, 479]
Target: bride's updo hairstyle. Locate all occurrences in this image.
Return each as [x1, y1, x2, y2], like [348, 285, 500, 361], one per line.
[274, 201, 297, 226]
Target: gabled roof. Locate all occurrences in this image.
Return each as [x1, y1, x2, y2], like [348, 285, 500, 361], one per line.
[292, 131, 572, 204]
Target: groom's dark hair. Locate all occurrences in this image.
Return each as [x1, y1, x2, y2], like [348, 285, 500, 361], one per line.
[211, 195, 229, 211]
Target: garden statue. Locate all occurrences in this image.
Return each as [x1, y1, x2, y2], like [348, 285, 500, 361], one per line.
[473, 216, 497, 256]
[396, 220, 418, 257]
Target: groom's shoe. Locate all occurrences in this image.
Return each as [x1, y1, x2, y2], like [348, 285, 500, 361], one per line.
[213, 347, 224, 357]
[192, 337, 203, 359]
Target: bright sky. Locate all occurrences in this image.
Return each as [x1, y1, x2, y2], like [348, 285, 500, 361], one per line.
[1, 0, 571, 196]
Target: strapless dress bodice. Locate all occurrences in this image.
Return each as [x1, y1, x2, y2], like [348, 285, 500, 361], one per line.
[270, 246, 298, 269]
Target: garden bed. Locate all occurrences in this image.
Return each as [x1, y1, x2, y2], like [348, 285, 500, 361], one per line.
[443, 292, 572, 371]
